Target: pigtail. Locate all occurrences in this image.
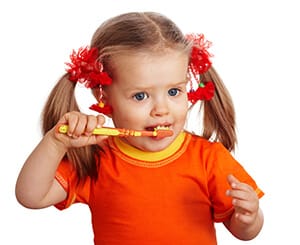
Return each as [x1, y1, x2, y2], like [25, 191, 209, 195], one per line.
[41, 74, 100, 183]
[42, 74, 78, 133]
[201, 67, 237, 151]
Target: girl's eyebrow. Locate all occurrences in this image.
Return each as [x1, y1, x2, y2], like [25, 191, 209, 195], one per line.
[125, 79, 188, 91]
[178, 79, 188, 84]
[171, 80, 188, 86]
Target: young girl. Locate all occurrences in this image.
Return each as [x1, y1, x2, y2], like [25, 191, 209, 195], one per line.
[15, 11, 264, 244]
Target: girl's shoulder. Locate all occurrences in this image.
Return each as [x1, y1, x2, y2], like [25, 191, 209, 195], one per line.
[185, 131, 236, 164]
[186, 131, 226, 150]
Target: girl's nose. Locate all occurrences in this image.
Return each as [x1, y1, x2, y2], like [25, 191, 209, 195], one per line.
[150, 99, 169, 117]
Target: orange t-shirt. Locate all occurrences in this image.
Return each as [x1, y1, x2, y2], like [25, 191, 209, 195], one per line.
[55, 132, 264, 244]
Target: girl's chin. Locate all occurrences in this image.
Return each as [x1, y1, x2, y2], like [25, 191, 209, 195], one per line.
[135, 137, 174, 152]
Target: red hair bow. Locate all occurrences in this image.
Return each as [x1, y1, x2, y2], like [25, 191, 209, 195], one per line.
[66, 47, 113, 114]
[66, 46, 112, 88]
[187, 81, 215, 103]
[186, 33, 215, 104]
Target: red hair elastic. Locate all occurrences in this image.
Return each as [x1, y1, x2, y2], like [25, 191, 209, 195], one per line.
[66, 46, 113, 114]
[186, 33, 215, 103]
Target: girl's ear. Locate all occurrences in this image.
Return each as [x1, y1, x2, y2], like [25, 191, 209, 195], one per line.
[92, 87, 100, 100]
[102, 90, 113, 118]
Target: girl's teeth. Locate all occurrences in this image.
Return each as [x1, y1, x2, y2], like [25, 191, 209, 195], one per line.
[154, 126, 169, 130]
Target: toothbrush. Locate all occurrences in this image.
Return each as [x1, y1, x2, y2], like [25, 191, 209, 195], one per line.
[57, 125, 173, 137]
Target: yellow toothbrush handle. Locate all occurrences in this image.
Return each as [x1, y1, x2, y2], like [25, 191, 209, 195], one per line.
[92, 127, 121, 136]
[58, 125, 121, 136]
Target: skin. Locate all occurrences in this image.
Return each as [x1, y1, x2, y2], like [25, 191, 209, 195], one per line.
[224, 174, 264, 240]
[104, 51, 189, 152]
[15, 50, 263, 241]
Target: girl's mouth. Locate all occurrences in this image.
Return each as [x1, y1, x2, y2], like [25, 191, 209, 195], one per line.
[146, 125, 171, 131]
[145, 125, 173, 138]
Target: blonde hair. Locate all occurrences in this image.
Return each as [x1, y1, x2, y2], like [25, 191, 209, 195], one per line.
[42, 12, 236, 182]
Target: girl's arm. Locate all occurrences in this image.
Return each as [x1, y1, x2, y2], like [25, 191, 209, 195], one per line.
[223, 174, 264, 240]
[15, 112, 106, 209]
[15, 130, 68, 209]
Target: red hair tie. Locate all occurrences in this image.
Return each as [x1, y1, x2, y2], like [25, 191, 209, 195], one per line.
[186, 33, 215, 103]
[66, 46, 113, 114]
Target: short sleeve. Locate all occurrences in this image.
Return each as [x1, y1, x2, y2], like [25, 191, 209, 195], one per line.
[54, 159, 91, 210]
[206, 143, 264, 222]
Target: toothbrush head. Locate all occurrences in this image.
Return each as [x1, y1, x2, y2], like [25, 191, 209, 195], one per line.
[154, 129, 173, 137]
[152, 126, 173, 137]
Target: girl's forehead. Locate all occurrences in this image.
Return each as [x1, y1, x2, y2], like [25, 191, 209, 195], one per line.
[108, 50, 189, 88]
[110, 50, 189, 69]
[112, 48, 187, 60]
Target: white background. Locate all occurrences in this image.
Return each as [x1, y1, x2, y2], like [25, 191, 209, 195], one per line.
[1, 0, 299, 244]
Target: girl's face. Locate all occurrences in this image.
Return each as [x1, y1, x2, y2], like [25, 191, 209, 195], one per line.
[105, 50, 189, 152]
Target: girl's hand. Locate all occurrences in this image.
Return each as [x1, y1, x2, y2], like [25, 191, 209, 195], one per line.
[52, 111, 107, 148]
[226, 174, 259, 226]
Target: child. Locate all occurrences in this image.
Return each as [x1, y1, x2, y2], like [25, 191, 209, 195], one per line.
[15, 11, 264, 244]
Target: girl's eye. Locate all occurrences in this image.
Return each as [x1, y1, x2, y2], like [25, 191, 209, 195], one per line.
[133, 92, 148, 101]
[168, 88, 179, 96]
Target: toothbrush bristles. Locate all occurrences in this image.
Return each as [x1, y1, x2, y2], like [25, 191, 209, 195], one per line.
[154, 129, 173, 137]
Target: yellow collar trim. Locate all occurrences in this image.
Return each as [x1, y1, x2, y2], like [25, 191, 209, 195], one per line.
[113, 132, 186, 162]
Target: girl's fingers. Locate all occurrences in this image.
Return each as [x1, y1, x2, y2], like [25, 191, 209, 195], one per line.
[227, 174, 240, 185]
[60, 112, 77, 136]
[85, 115, 99, 135]
[227, 189, 249, 201]
[85, 115, 106, 135]
[226, 174, 241, 191]
[227, 174, 254, 192]
[59, 112, 105, 137]
[234, 211, 255, 225]
[226, 174, 259, 213]
[232, 198, 257, 213]
[96, 114, 106, 127]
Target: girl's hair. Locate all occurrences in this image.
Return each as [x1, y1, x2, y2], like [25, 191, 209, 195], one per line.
[42, 12, 236, 183]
